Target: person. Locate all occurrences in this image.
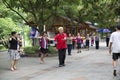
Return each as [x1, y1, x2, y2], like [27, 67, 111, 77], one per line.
[67, 33, 73, 55]
[9, 31, 21, 71]
[109, 24, 120, 76]
[91, 35, 94, 46]
[55, 27, 67, 67]
[95, 34, 99, 49]
[17, 34, 23, 53]
[76, 33, 82, 53]
[39, 32, 48, 64]
[72, 34, 76, 49]
[106, 33, 110, 47]
[86, 34, 90, 50]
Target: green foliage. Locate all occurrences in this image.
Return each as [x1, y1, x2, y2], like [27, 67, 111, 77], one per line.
[0, 18, 22, 48]
[0, 18, 20, 37]
[1, 0, 120, 32]
[0, 45, 6, 50]
[24, 46, 57, 55]
[2, 0, 60, 32]
[48, 46, 57, 54]
[24, 46, 39, 54]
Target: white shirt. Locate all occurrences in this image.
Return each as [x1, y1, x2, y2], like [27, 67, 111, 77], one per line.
[110, 31, 120, 53]
[43, 37, 47, 49]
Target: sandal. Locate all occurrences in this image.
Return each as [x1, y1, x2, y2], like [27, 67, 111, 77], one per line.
[10, 67, 15, 71]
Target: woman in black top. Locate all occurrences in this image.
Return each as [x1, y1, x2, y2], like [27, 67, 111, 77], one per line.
[9, 31, 21, 71]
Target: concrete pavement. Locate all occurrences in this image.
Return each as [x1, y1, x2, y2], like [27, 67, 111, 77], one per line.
[0, 42, 119, 80]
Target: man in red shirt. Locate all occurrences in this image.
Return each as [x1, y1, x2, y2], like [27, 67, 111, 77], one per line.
[55, 27, 67, 67]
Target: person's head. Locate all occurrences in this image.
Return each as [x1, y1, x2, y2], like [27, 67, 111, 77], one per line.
[17, 33, 21, 37]
[77, 33, 80, 36]
[42, 32, 47, 37]
[68, 33, 72, 37]
[116, 24, 120, 30]
[11, 31, 17, 38]
[18, 34, 20, 36]
[87, 34, 89, 36]
[58, 27, 64, 33]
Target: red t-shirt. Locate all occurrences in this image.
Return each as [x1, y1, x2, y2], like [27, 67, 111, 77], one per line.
[55, 33, 67, 50]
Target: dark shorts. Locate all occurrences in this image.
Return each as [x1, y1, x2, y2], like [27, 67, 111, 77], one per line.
[112, 53, 120, 60]
[40, 47, 48, 54]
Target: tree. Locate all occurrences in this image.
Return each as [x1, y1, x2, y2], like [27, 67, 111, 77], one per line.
[2, 0, 120, 31]
[76, 0, 119, 28]
[0, 0, 31, 48]
[2, 0, 60, 33]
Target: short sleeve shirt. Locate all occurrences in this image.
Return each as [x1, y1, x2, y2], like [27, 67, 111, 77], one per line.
[55, 33, 67, 50]
[110, 31, 120, 53]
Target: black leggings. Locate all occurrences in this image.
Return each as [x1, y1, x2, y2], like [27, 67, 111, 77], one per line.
[58, 49, 66, 65]
[95, 41, 99, 49]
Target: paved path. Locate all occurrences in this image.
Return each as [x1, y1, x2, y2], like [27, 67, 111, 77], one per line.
[0, 42, 119, 80]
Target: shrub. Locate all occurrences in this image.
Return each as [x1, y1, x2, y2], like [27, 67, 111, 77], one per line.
[0, 45, 7, 50]
[24, 46, 57, 56]
[24, 46, 39, 54]
[48, 46, 57, 54]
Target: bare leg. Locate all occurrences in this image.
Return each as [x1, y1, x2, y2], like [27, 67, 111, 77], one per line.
[40, 53, 44, 63]
[80, 48, 81, 53]
[77, 48, 79, 53]
[113, 60, 117, 70]
[11, 60, 15, 71]
[40, 53, 46, 64]
[113, 60, 118, 76]
[13, 60, 18, 70]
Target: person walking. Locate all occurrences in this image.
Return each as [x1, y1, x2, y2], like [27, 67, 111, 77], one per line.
[39, 32, 48, 64]
[95, 34, 99, 49]
[86, 34, 90, 50]
[9, 31, 21, 71]
[109, 24, 120, 76]
[67, 33, 73, 55]
[72, 34, 76, 49]
[55, 27, 67, 67]
[106, 33, 110, 47]
[76, 33, 82, 53]
[91, 35, 94, 46]
[18, 34, 22, 52]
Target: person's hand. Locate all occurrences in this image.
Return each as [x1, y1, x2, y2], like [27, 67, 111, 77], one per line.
[9, 38, 12, 41]
[63, 37, 66, 40]
[18, 38, 22, 42]
[55, 48, 58, 51]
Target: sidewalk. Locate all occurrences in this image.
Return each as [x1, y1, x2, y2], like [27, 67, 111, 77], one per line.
[0, 42, 118, 80]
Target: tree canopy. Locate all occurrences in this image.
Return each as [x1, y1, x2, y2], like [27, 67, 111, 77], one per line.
[1, 0, 120, 32]
[0, 0, 22, 39]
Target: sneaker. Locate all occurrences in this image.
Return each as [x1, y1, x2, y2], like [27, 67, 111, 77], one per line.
[113, 70, 117, 76]
[59, 65, 63, 67]
[62, 64, 65, 66]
